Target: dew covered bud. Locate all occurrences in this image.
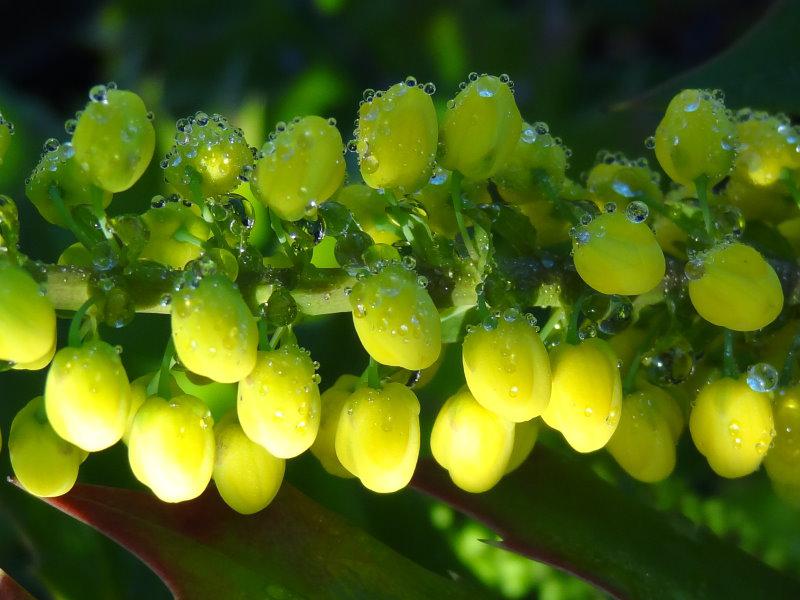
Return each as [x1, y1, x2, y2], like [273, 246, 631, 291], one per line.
[128, 393, 215, 503]
[350, 264, 442, 370]
[45, 340, 131, 452]
[10, 397, 86, 498]
[440, 74, 522, 180]
[462, 314, 551, 422]
[251, 116, 345, 221]
[334, 184, 402, 245]
[732, 111, 800, 188]
[764, 387, 800, 489]
[72, 88, 156, 192]
[572, 210, 665, 296]
[171, 275, 258, 383]
[213, 413, 285, 514]
[687, 243, 783, 331]
[431, 387, 515, 493]
[311, 374, 359, 477]
[335, 382, 420, 493]
[586, 154, 663, 209]
[607, 385, 683, 483]
[689, 377, 774, 478]
[542, 338, 622, 453]
[493, 121, 568, 204]
[356, 81, 438, 192]
[411, 168, 459, 238]
[25, 141, 112, 227]
[163, 112, 254, 199]
[654, 89, 736, 188]
[237, 345, 321, 459]
[140, 201, 211, 269]
[0, 264, 56, 369]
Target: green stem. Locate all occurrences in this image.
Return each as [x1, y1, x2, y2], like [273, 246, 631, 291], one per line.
[48, 185, 95, 250]
[722, 329, 738, 378]
[257, 319, 269, 351]
[363, 357, 380, 389]
[565, 294, 588, 345]
[269, 326, 286, 350]
[172, 226, 206, 247]
[694, 175, 713, 239]
[538, 308, 565, 341]
[476, 293, 490, 321]
[158, 337, 175, 399]
[68, 296, 97, 348]
[90, 186, 114, 241]
[451, 171, 478, 262]
[269, 209, 293, 255]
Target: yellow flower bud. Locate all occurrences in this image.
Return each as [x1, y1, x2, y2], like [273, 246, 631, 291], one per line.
[505, 419, 539, 474]
[430, 387, 515, 493]
[572, 210, 665, 296]
[335, 382, 420, 493]
[494, 121, 568, 204]
[586, 156, 663, 210]
[10, 396, 86, 498]
[440, 74, 522, 180]
[733, 113, 800, 188]
[73, 89, 156, 192]
[764, 387, 800, 487]
[689, 377, 774, 478]
[251, 116, 345, 221]
[25, 142, 112, 227]
[164, 113, 253, 199]
[57, 242, 93, 267]
[45, 340, 131, 452]
[350, 264, 441, 370]
[542, 338, 622, 453]
[171, 275, 258, 383]
[654, 89, 736, 188]
[237, 345, 321, 459]
[139, 202, 211, 269]
[356, 82, 438, 192]
[0, 264, 56, 368]
[687, 242, 783, 332]
[213, 413, 285, 514]
[411, 168, 460, 238]
[462, 315, 551, 422]
[128, 394, 215, 503]
[334, 184, 402, 245]
[607, 386, 682, 483]
[311, 374, 359, 478]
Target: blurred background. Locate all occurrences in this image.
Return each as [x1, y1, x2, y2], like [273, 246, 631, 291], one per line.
[0, 1, 798, 598]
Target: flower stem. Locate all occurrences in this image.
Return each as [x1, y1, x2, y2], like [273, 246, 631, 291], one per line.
[450, 171, 478, 261]
[68, 296, 97, 348]
[694, 175, 713, 239]
[722, 329, 738, 378]
[157, 337, 175, 399]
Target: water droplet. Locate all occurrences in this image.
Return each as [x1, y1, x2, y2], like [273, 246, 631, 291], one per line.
[746, 362, 779, 393]
[625, 200, 649, 223]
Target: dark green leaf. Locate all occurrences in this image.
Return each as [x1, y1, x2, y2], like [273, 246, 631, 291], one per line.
[411, 448, 800, 599]
[22, 482, 480, 600]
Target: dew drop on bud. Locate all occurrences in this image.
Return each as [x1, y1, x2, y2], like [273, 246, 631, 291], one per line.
[746, 362, 779, 393]
[625, 200, 649, 223]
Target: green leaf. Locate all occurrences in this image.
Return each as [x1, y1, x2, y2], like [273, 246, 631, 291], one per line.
[440, 304, 475, 344]
[411, 448, 800, 599]
[21, 481, 480, 600]
[612, 1, 800, 114]
[0, 569, 35, 600]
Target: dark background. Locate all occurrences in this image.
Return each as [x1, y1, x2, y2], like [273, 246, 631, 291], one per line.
[0, 1, 797, 598]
